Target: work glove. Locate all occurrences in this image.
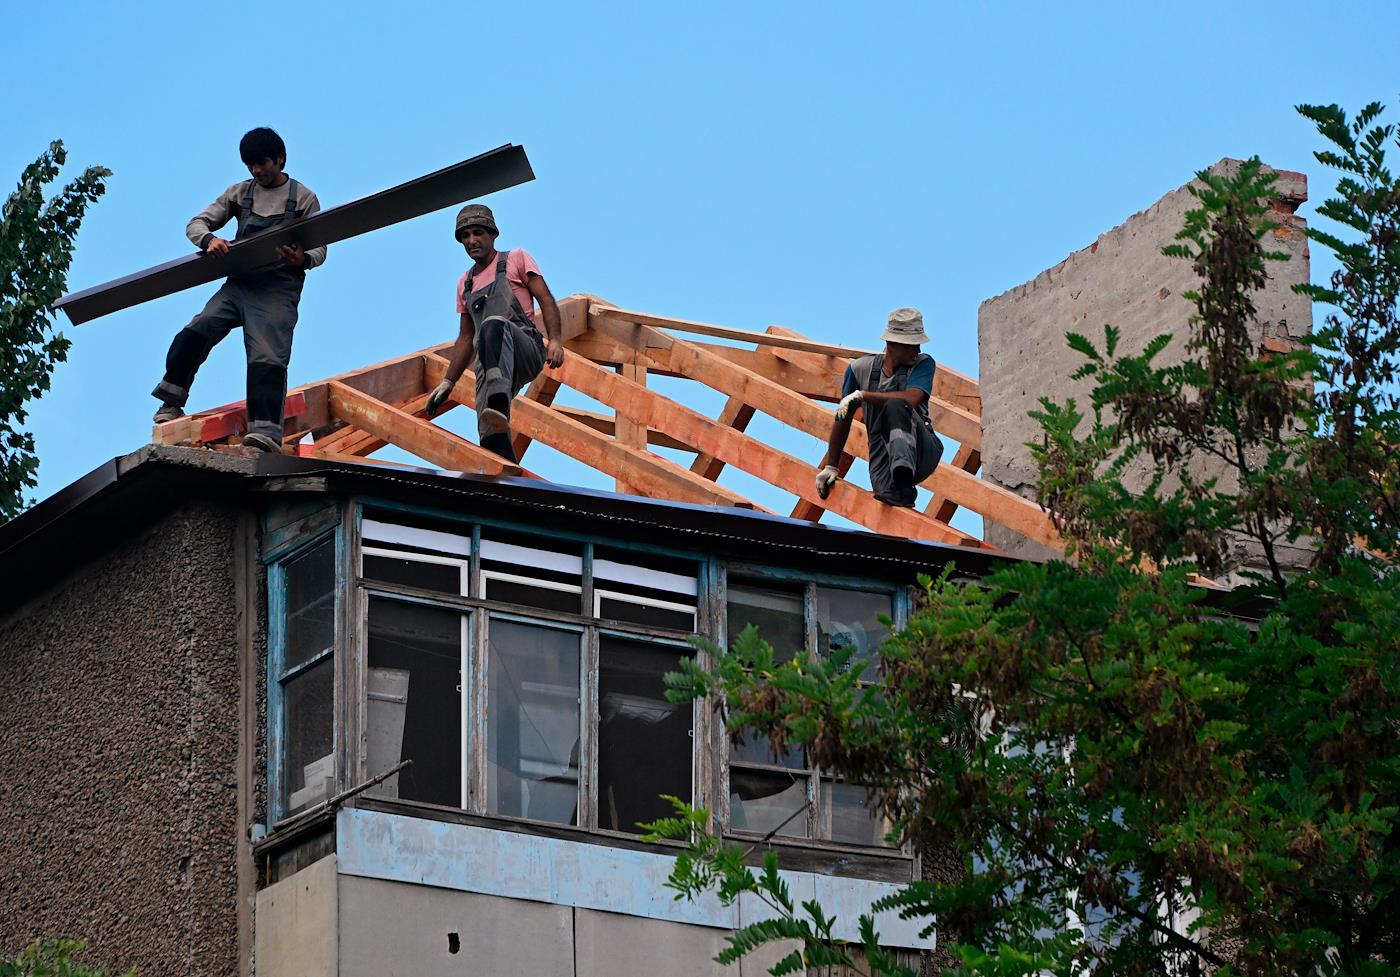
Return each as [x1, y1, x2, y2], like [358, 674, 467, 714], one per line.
[815, 465, 840, 499]
[834, 390, 863, 422]
[425, 379, 455, 418]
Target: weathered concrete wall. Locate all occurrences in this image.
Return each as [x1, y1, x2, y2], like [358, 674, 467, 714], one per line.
[978, 159, 1311, 564]
[0, 502, 245, 976]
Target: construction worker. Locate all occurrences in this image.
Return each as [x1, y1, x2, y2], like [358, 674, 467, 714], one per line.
[151, 127, 326, 453]
[815, 307, 944, 507]
[426, 203, 564, 462]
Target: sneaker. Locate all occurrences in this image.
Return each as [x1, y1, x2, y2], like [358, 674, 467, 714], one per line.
[478, 407, 510, 436]
[243, 433, 284, 454]
[153, 403, 185, 424]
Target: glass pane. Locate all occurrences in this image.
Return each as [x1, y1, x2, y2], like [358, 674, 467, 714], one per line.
[363, 552, 463, 595]
[366, 597, 463, 808]
[816, 587, 892, 679]
[728, 768, 810, 838]
[592, 547, 699, 602]
[727, 582, 806, 767]
[487, 619, 580, 824]
[483, 575, 582, 614]
[597, 594, 695, 631]
[824, 780, 889, 847]
[283, 658, 334, 816]
[598, 636, 692, 832]
[284, 538, 335, 670]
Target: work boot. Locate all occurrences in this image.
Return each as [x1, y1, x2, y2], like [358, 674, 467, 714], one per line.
[478, 407, 510, 436]
[243, 432, 284, 454]
[153, 403, 185, 424]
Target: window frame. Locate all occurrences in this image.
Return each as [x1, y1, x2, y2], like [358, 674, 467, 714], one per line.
[719, 564, 909, 850]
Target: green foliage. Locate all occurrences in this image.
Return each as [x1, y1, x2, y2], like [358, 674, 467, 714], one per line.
[653, 102, 1400, 977]
[0, 141, 110, 522]
[0, 939, 133, 977]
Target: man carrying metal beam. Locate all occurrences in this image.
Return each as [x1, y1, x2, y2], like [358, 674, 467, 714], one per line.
[425, 204, 564, 462]
[815, 308, 944, 507]
[151, 128, 326, 453]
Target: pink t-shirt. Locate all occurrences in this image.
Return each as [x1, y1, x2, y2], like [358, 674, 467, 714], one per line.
[455, 248, 541, 321]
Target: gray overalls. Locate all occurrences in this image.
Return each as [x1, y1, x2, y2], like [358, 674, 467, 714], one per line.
[850, 352, 944, 505]
[154, 178, 306, 441]
[461, 250, 545, 462]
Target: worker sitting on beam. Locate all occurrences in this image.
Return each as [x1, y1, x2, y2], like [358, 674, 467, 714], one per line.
[152, 127, 326, 453]
[815, 307, 944, 507]
[426, 203, 564, 462]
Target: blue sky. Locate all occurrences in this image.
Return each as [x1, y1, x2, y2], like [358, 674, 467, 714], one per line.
[4, 1, 1397, 534]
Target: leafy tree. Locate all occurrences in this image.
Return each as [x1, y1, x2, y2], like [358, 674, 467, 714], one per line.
[0, 142, 109, 521]
[0, 939, 133, 977]
[646, 102, 1400, 977]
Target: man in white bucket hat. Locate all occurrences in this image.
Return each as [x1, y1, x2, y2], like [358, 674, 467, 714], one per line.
[814, 307, 943, 507]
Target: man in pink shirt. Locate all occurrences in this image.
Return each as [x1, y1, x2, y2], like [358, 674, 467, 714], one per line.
[426, 204, 564, 462]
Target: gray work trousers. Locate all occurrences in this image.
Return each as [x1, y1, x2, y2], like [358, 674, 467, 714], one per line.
[474, 314, 544, 440]
[867, 400, 943, 503]
[155, 274, 302, 440]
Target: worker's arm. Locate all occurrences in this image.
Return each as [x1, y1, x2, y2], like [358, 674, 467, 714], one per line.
[427, 313, 476, 417]
[527, 272, 564, 369]
[187, 182, 241, 256]
[854, 387, 927, 408]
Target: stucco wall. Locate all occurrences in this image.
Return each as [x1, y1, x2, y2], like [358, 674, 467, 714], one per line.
[977, 159, 1311, 565]
[0, 502, 246, 976]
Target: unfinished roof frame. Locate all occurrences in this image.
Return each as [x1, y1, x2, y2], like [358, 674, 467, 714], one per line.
[156, 294, 1063, 552]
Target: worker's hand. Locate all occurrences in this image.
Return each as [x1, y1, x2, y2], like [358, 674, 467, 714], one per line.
[277, 243, 305, 268]
[545, 338, 565, 369]
[834, 390, 863, 422]
[815, 465, 840, 499]
[425, 379, 455, 418]
[205, 236, 231, 256]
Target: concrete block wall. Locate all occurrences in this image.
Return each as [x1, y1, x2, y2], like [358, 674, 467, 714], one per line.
[977, 159, 1311, 564]
[0, 503, 246, 976]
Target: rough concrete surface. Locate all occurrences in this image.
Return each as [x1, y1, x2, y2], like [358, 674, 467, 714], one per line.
[0, 502, 244, 976]
[978, 159, 1311, 565]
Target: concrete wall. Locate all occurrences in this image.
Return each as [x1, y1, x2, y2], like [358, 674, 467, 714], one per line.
[0, 502, 247, 976]
[978, 159, 1311, 563]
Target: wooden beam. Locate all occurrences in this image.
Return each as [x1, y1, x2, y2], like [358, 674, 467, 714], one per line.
[593, 304, 875, 359]
[327, 381, 523, 476]
[152, 390, 310, 446]
[587, 310, 1058, 550]
[553, 351, 976, 546]
[789, 452, 854, 522]
[511, 374, 562, 461]
[550, 405, 694, 452]
[926, 445, 982, 523]
[423, 353, 761, 510]
[691, 396, 756, 481]
[615, 363, 648, 493]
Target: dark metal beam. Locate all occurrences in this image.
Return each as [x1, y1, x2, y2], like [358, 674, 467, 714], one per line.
[55, 143, 534, 325]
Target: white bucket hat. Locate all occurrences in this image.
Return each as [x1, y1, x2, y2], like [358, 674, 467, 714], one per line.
[882, 307, 929, 345]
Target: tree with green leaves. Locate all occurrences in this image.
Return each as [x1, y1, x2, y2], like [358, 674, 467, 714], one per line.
[646, 101, 1400, 977]
[0, 142, 109, 522]
[0, 939, 132, 977]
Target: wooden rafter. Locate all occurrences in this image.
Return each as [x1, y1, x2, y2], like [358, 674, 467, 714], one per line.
[157, 293, 1060, 552]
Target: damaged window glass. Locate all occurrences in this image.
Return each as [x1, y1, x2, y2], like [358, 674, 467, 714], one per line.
[365, 597, 464, 809]
[279, 537, 337, 817]
[597, 635, 692, 832]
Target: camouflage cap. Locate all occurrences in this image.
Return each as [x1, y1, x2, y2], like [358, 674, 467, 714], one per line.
[455, 203, 499, 240]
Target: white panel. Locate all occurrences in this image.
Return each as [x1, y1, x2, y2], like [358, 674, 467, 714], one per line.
[479, 538, 582, 575]
[593, 558, 698, 597]
[363, 518, 471, 556]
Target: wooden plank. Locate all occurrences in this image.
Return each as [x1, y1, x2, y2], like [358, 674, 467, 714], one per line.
[550, 406, 694, 452]
[58, 146, 535, 325]
[790, 452, 854, 522]
[152, 390, 310, 446]
[587, 310, 1058, 550]
[422, 353, 760, 510]
[691, 396, 755, 480]
[615, 363, 648, 493]
[553, 351, 976, 546]
[327, 381, 520, 475]
[592, 304, 875, 359]
[926, 445, 982, 523]
[511, 374, 562, 461]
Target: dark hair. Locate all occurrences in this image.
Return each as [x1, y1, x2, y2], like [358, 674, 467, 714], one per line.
[239, 127, 286, 166]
